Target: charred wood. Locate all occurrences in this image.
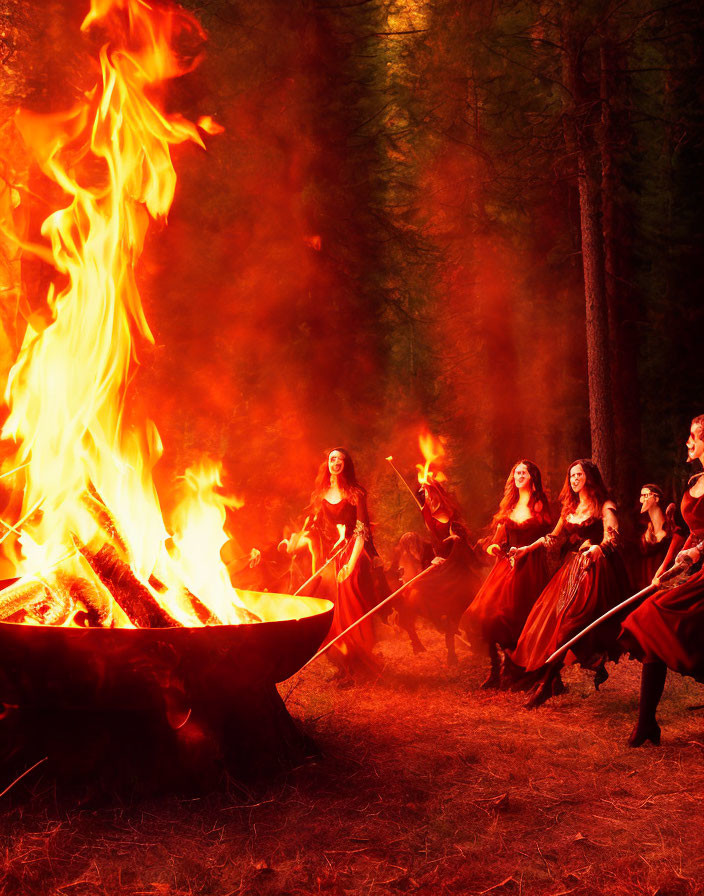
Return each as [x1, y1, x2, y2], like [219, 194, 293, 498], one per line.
[55, 571, 112, 627]
[182, 587, 221, 626]
[83, 486, 130, 556]
[25, 586, 74, 626]
[0, 579, 52, 622]
[79, 543, 179, 628]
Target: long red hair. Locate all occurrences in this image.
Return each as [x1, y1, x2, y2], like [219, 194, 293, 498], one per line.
[491, 459, 549, 528]
[309, 447, 366, 514]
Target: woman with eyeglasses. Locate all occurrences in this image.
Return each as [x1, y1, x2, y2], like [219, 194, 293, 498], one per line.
[620, 415, 704, 745]
[635, 485, 686, 590]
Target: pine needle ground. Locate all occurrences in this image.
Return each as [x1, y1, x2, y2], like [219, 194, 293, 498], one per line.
[1, 624, 702, 896]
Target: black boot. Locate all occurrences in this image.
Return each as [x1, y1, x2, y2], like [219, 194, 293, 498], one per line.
[525, 664, 560, 709]
[498, 650, 516, 691]
[594, 661, 609, 691]
[480, 644, 501, 689]
[628, 661, 666, 747]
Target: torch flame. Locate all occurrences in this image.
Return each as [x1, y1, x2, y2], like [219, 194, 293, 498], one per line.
[416, 430, 447, 486]
[0, 0, 256, 627]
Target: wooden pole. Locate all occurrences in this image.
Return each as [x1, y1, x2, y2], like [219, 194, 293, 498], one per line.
[296, 563, 437, 672]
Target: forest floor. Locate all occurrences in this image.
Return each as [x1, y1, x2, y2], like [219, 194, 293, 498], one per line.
[1, 623, 703, 896]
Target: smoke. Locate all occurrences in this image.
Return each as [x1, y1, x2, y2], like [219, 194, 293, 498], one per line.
[1, 0, 598, 561]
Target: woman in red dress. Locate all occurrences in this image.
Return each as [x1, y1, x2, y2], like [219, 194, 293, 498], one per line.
[462, 460, 552, 688]
[307, 448, 388, 681]
[391, 478, 482, 664]
[412, 477, 483, 665]
[620, 415, 704, 746]
[634, 484, 686, 591]
[508, 459, 630, 707]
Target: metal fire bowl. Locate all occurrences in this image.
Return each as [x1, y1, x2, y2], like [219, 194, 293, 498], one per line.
[0, 589, 333, 712]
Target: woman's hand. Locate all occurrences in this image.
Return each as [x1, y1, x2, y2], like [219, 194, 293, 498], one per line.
[509, 546, 528, 563]
[337, 563, 354, 583]
[486, 543, 503, 557]
[580, 544, 603, 567]
[430, 556, 445, 566]
[676, 546, 701, 567]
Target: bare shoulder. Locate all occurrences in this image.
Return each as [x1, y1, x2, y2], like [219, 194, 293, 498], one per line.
[689, 472, 704, 497]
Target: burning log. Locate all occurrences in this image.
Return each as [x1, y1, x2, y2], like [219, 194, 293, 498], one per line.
[0, 579, 53, 622]
[55, 572, 112, 627]
[24, 586, 75, 626]
[147, 574, 216, 626]
[0, 576, 76, 626]
[79, 542, 179, 628]
[83, 487, 130, 557]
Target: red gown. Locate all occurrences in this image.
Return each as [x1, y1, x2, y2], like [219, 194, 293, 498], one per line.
[634, 532, 675, 592]
[510, 516, 630, 673]
[462, 517, 551, 649]
[632, 517, 687, 592]
[311, 495, 387, 671]
[621, 491, 704, 681]
[408, 505, 482, 633]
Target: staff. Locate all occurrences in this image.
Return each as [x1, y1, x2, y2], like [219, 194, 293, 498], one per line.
[293, 539, 349, 596]
[296, 563, 437, 671]
[385, 456, 423, 510]
[544, 553, 698, 665]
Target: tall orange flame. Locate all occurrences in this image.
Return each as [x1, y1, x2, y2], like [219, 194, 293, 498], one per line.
[416, 430, 447, 486]
[0, 0, 254, 627]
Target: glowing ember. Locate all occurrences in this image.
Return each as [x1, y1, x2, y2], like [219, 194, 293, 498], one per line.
[0, 0, 285, 628]
[416, 430, 447, 486]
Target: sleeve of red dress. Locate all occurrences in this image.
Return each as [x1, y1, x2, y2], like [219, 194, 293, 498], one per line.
[664, 531, 692, 565]
[354, 494, 372, 541]
[493, 523, 507, 548]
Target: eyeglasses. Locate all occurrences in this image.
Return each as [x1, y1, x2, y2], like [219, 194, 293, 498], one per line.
[640, 492, 655, 499]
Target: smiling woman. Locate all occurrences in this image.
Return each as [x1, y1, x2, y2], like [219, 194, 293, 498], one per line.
[300, 448, 388, 683]
[462, 460, 552, 689]
[506, 459, 630, 707]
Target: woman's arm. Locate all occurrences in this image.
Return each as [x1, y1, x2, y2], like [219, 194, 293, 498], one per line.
[581, 501, 619, 564]
[511, 517, 564, 561]
[653, 530, 688, 583]
[337, 496, 370, 583]
[486, 523, 507, 557]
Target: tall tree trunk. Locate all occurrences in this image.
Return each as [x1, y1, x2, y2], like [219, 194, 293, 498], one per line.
[561, 23, 615, 487]
[599, 39, 641, 507]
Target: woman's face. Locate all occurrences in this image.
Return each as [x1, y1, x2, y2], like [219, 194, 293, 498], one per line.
[686, 422, 704, 463]
[514, 463, 531, 490]
[570, 463, 587, 494]
[639, 488, 658, 514]
[328, 450, 346, 477]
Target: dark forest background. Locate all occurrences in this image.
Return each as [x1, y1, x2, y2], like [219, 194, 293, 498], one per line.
[1, 0, 702, 556]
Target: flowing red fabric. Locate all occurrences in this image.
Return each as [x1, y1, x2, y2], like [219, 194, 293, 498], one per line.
[463, 518, 550, 649]
[406, 505, 483, 631]
[632, 532, 676, 591]
[312, 496, 387, 669]
[621, 491, 704, 681]
[509, 517, 630, 673]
